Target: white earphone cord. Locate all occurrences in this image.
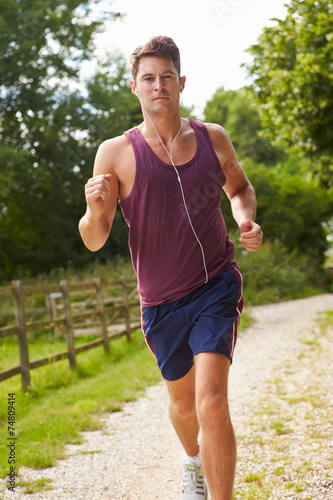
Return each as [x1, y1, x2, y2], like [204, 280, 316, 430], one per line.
[144, 108, 209, 284]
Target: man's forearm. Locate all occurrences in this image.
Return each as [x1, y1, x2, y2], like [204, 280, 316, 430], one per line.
[230, 184, 257, 228]
[79, 211, 110, 252]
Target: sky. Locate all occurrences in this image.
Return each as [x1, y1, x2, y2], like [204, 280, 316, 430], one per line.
[93, 0, 289, 116]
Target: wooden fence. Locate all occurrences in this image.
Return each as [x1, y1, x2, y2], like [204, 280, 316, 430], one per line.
[0, 277, 141, 390]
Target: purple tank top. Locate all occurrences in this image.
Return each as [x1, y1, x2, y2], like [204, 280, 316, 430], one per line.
[119, 118, 236, 307]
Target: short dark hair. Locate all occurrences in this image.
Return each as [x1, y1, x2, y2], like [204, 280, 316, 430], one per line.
[130, 36, 181, 82]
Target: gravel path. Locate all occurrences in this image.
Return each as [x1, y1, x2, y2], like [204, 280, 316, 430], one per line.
[1, 294, 332, 499]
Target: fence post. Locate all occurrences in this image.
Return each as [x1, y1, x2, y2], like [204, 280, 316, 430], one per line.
[60, 280, 76, 370]
[46, 292, 61, 336]
[121, 277, 131, 342]
[12, 280, 30, 390]
[46, 293, 59, 322]
[93, 278, 109, 353]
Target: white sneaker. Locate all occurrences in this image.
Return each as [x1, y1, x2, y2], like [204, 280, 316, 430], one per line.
[181, 459, 208, 499]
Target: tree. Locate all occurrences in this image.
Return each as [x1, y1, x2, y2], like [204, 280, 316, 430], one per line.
[204, 86, 286, 165]
[244, 0, 333, 186]
[201, 84, 332, 267]
[0, 1, 142, 280]
[242, 159, 332, 265]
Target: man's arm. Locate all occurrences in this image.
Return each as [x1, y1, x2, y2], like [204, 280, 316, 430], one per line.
[206, 123, 263, 252]
[79, 140, 119, 252]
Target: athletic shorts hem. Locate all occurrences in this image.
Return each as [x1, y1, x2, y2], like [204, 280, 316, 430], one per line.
[141, 268, 243, 381]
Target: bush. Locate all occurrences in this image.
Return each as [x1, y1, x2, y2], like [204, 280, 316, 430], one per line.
[234, 237, 331, 306]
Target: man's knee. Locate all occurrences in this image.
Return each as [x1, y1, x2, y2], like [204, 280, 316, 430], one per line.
[196, 391, 230, 428]
[169, 392, 196, 419]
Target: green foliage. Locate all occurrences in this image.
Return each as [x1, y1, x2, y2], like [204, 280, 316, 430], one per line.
[204, 87, 286, 165]
[245, 159, 332, 264]
[0, 0, 140, 281]
[221, 155, 332, 270]
[244, 0, 333, 186]
[205, 89, 333, 268]
[204, 85, 332, 274]
[235, 237, 330, 306]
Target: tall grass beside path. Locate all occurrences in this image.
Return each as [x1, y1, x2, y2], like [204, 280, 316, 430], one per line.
[0, 332, 161, 477]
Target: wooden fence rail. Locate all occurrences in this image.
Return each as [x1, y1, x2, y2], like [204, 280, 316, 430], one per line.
[0, 277, 141, 390]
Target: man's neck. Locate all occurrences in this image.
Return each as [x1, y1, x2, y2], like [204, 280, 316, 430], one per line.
[141, 111, 183, 148]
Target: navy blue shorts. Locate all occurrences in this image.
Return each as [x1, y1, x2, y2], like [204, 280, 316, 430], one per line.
[141, 268, 243, 381]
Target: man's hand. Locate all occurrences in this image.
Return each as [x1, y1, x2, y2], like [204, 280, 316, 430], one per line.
[239, 220, 263, 252]
[85, 174, 113, 217]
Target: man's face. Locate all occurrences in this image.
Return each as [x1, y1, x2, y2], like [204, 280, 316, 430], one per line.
[131, 56, 185, 113]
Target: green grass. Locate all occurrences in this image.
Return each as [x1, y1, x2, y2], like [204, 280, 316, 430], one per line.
[243, 472, 265, 484]
[18, 478, 54, 494]
[0, 332, 104, 371]
[238, 309, 253, 331]
[0, 256, 135, 290]
[270, 419, 293, 436]
[0, 331, 162, 477]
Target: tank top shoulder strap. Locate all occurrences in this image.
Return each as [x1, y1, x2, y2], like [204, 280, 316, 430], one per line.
[123, 126, 150, 166]
[188, 118, 221, 168]
[124, 126, 145, 147]
[188, 117, 214, 149]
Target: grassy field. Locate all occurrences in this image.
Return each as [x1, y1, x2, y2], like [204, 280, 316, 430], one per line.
[0, 331, 161, 477]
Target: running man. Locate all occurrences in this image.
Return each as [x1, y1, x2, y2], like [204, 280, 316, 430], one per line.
[79, 36, 263, 500]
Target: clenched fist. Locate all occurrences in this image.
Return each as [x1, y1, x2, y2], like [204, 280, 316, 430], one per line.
[239, 220, 263, 252]
[85, 174, 113, 217]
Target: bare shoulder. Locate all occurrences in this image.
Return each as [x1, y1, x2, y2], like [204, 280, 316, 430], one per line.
[202, 122, 236, 167]
[203, 122, 232, 149]
[100, 134, 131, 152]
[93, 134, 133, 177]
[96, 134, 131, 166]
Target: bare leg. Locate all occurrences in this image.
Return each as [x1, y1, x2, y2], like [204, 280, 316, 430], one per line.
[195, 352, 236, 500]
[164, 365, 200, 458]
